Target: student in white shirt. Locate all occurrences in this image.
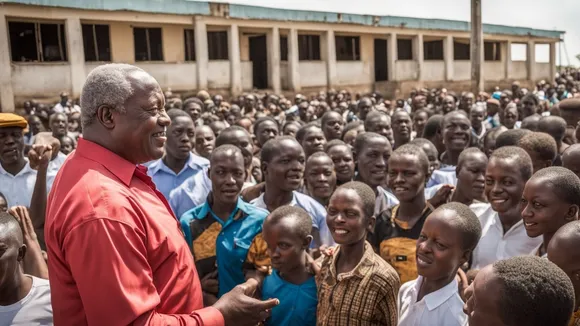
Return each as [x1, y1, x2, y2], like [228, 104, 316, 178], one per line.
[0, 212, 53, 326]
[472, 146, 542, 270]
[398, 202, 481, 326]
[521, 167, 580, 258]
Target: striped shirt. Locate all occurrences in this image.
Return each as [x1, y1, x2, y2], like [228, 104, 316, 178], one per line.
[316, 241, 400, 326]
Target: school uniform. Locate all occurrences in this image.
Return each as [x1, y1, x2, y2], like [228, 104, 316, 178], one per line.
[471, 204, 542, 270]
[398, 276, 468, 326]
[262, 270, 317, 326]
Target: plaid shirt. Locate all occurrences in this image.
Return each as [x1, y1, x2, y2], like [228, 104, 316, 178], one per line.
[316, 241, 400, 326]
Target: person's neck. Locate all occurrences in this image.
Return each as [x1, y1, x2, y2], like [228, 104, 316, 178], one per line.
[541, 232, 556, 255]
[0, 273, 30, 306]
[397, 194, 427, 221]
[450, 187, 472, 206]
[498, 210, 521, 234]
[263, 185, 294, 211]
[279, 253, 311, 285]
[473, 124, 482, 134]
[394, 137, 410, 149]
[1, 158, 27, 176]
[417, 270, 457, 302]
[442, 150, 460, 166]
[210, 196, 238, 221]
[336, 239, 366, 274]
[163, 154, 188, 175]
[313, 194, 330, 207]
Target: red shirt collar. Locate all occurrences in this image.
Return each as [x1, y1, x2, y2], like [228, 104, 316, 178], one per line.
[75, 137, 137, 187]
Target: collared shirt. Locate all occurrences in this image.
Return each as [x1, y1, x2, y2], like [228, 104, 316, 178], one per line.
[316, 241, 400, 326]
[262, 270, 317, 326]
[45, 138, 223, 326]
[47, 152, 67, 191]
[471, 205, 542, 270]
[179, 196, 270, 297]
[427, 165, 457, 188]
[145, 153, 209, 200]
[398, 276, 468, 326]
[250, 192, 334, 246]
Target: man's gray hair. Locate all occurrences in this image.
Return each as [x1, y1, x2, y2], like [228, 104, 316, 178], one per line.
[80, 64, 144, 129]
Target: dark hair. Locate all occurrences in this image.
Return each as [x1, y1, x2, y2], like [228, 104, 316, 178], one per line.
[254, 116, 279, 133]
[210, 144, 243, 165]
[306, 152, 333, 170]
[538, 116, 567, 142]
[490, 146, 533, 181]
[422, 114, 444, 138]
[265, 205, 312, 240]
[353, 132, 390, 156]
[390, 144, 429, 175]
[522, 93, 540, 106]
[457, 147, 487, 172]
[495, 129, 532, 149]
[435, 202, 482, 251]
[321, 111, 343, 127]
[215, 126, 251, 147]
[183, 97, 204, 108]
[0, 211, 23, 243]
[335, 181, 376, 218]
[364, 111, 390, 131]
[167, 108, 191, 121]
[410, 138, 438, 157]
[261, 136, 301, 163]
[341, 120, 364, 140]
[296, 123, 321, 145]
[493, 256, 575, 326]
[532, 167, 580, 206]
[324, 139, 350, 153]
[441, 111, 470, 128]
[517, 132, 557, 162]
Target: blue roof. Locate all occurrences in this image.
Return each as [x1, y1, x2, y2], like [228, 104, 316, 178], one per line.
[0, 0, 564, 39]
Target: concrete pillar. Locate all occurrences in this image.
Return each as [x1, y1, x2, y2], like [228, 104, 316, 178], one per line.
[65, 17, 86, 99]
[325, 30, 337, 89]
[388, 33, 397, 81]
[414, 34, 424, 81]
[549, 42, 557, 82]
[288, 28, 301, 92]
[504, 40, 511, 80]
[267, 27, 281, 93]
[527, 40, 535, 82]
[194, 17, 208, 90]
[445, 35, 454, 81]
[0, 14, 15, 112]
[229, 24, 242, 95]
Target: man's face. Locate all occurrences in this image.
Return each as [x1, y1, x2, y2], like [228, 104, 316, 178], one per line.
[245, 95, 256, 110]
[457, 153, 487, 201]
[51, 114, 68, 138]
[356, 137, 391, 189]
[464, 266, 506, 326]
[302, 127, 326, 157]
[29, 116, 44, 135]
[194, 127, 215, 159]
[263, 139, 305, 192]
[442, 96, 456, 114]
[521, 98, 537, 118]
[327, 145, 355, 184]
[0, 127, 25, 167]
[263, 218, 310, 274]
[501, 106, 518, 129]
[470, 107, 486, 130]
[367, 116, 393, 143]
[305, 155, 336, 201]
[209, 150, 246, 205]
[166, 116, 195, 161]
[322, 112, 344, 141]
[221, 130, 254, 169]
[60, 137, 75, 155]
[387, 153, 427, 202]
[256, 120, 279, 147]
[461, 94, 475, 111]
[357, 99, 373, 120]
[67, 115, 80, 133]
[413, 112, 428, 136]
[442, 114, 471, 152]
[0, 224, 26, 293]
[327, 188, 372, 245]
[392, 112, 412, 144]
[184, 102, 202, 121]
[112, 72, 168, 164]
[485, 157, 526, 216]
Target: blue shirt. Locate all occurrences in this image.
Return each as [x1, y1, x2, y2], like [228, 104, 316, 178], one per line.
[179, 197, 269, 297]
[262, 270, 317, 326]
[427, 165, 457, 188]
[145, 153, 209, 200]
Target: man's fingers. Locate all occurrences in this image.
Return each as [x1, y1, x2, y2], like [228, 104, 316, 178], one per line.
[253, 298, 279, 312]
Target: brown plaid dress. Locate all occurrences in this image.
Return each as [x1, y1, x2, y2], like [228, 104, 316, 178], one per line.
[316, 241, 400, 326]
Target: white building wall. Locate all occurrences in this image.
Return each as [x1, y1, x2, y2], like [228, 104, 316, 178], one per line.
[12, 64, 72, 98]
[511, 61, 528, 80]
[535, 63, 551, 81]
[453, 61, 471, 80]
[422, 62, 445, 81]
[335, 61, 371, 86]
[396, 61, 419, 81]
[483, 62, 505, 80]
[298, 61, 327, 88]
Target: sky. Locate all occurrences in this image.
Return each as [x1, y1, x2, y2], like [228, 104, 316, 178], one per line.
[204, 0, 580, 66]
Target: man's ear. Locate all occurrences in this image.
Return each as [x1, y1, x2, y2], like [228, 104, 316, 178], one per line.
[565, 205, 579, 222]
[96, 105, 116, 129]
[459, 249, 471, 267]
[303, 235, 313, 250]
[262, 161, 268, 178]
[366, 215, 376, 234]
[18, 244, 27, 262]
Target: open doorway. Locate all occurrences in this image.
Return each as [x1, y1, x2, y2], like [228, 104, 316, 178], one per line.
[374, 39, 388, 82]
[249, 35, 268, 89]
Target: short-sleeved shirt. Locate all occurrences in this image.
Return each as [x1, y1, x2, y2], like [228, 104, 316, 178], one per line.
[250, 191, 334, 247]
[471, 204, 542, 270]
[398, 276, 468, 326]
[262, 270, 317, 326]
[370, 203, 434, 284]
[145, 153, 209, 200]
[179, 196, 270, 297]
[316, 241, 400, 326]
[0, 276, 53, 326]
[427, 165, 457, 188]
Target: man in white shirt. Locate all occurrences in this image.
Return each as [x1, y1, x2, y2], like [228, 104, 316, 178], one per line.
[0, 211, 53, 326]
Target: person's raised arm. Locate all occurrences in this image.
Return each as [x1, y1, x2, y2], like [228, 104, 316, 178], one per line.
[9, 206, 49, 279]
[61, 217, 278, 326]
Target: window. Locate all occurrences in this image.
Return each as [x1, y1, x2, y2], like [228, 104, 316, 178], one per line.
[397, 39, 413, 60]
[336, 36, 360, 61]
[298, 34, 320, 61]
[8, 21, 68, 62]
[82, 24, 111, 62]
[184, 29, 196, 61]
[133, 27, 163, 61]
[424, 40, 443, 60]
[454, 40, 470, 60]
[484, 41, 501, 61]
[280, 36, 288, 61]
[207, 31, 228, 60]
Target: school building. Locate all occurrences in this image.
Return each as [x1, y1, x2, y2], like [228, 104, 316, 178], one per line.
[0, 0, 564, 112]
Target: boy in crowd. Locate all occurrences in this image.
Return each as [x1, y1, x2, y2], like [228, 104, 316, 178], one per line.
[193, 125, 215, 160]
[517, 131, 557, 173]
[317, 182, 400, 325]
[253, 117, 280, 154]
[412, 109, 429, 139]
[548, 221, 580, 326]
[325, 140, 355, 185]
[303, 152, 336, 207]
[464, 256, 575, 326]
[392, 111, 413, 149]
[521, 167, 580, 257]
[297, 124, 327, 159]
[371, 144, 433, 283]
[471, 146, 542, 269]
[251, 136, 332, 247]
[470, 102, 487, 146]
[179, 145, 270, 303]
[398, 202, 481, 326]
[261, 206, 317, 326]
[562, 144, 580, 178]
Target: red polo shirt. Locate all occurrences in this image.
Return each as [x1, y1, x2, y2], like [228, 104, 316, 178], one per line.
[45, 138, 224, 326]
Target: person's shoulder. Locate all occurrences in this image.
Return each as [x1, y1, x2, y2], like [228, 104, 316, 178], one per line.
[179, 203, 206, 224]
[29, 276, 51, 299]
[190, 153, 210, 168]
[294, 192, 326, 214]
[368, 252, 400, 285]
[399, 278, 418, 295]
[239, 198, 269, 219]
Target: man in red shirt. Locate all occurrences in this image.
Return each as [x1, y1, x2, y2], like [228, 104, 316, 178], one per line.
[45, 64, 278, 326]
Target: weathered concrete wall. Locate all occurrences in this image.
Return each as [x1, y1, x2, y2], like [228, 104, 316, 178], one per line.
[453, 61, 471, 81]
[511, 61, 528, 80]
[12, 64, 72, 98]
[396, 61, 419, 81]
[483, 62, 504, 81]
[535, 63, 551, 81]
[298, 61, 327, 88]
[336, 61, 372, 85]
[423, 61, 445, 81]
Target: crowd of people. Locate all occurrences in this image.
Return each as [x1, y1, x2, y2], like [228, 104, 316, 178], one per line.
[1, 63, 580, 326]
